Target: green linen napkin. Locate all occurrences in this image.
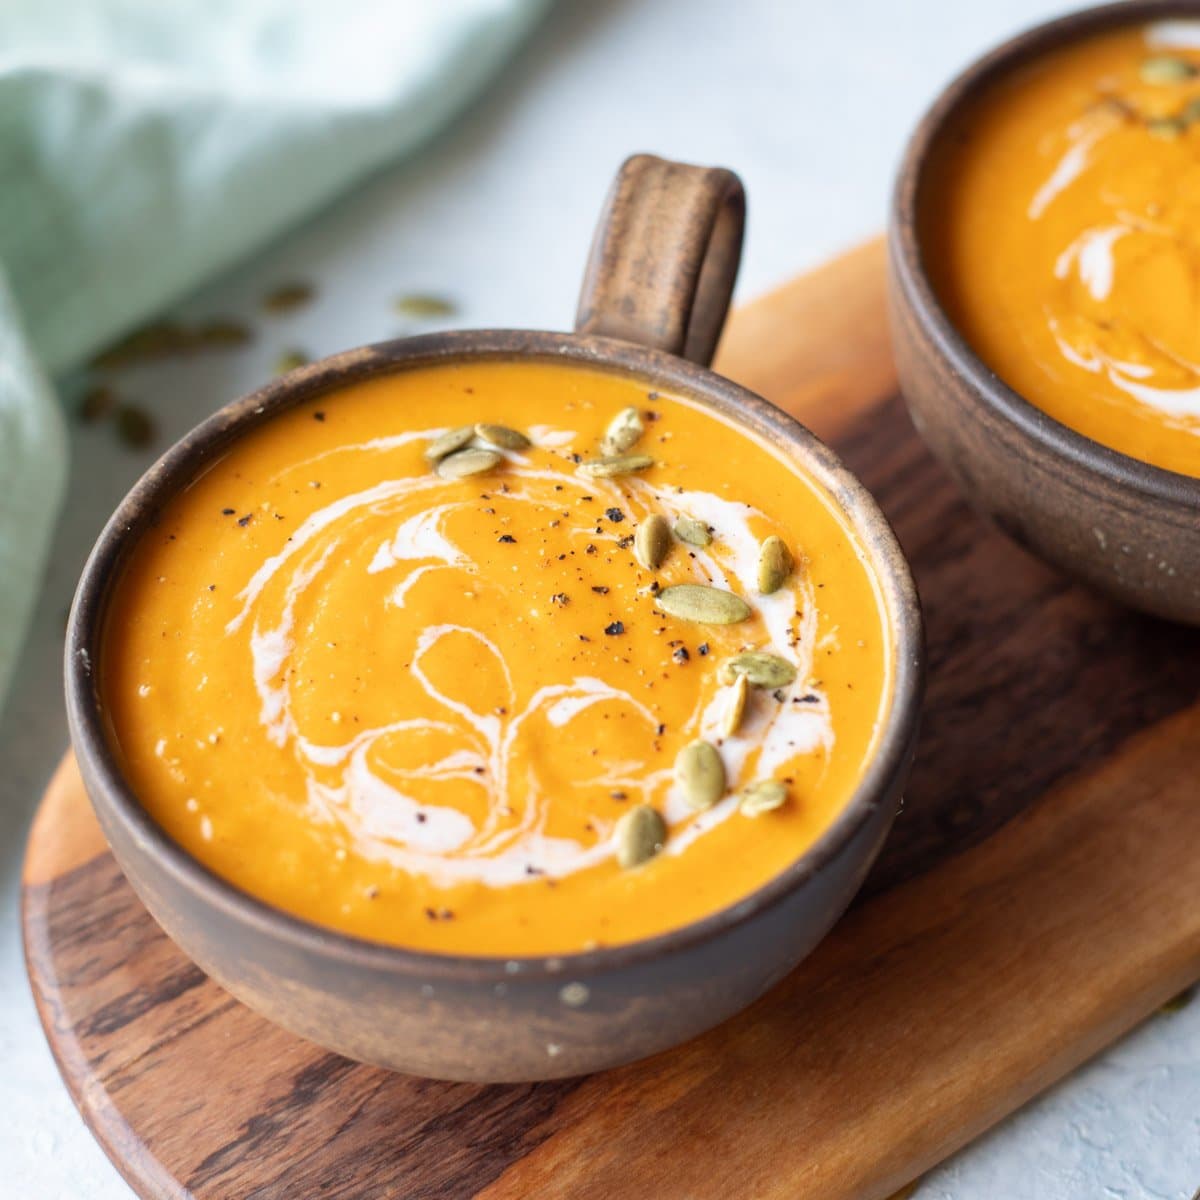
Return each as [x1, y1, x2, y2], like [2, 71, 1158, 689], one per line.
[0, 0, 548, 708]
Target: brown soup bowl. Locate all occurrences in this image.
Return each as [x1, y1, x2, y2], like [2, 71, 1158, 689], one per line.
[67, 155, 924, 1082]
[889, 1, 1200, 625]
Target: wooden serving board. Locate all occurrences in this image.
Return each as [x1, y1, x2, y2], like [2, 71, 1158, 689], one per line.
[23, 238, 1200, 1200]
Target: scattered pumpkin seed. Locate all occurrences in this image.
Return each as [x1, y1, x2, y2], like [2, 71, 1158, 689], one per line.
[91, 318, 253, 368]
[197, 319, 254, 348]
[424, 425, 476, 463]
[1148, 115, 1186, 140]
[435, 447, 502, 479]
[673, 515, 712, 547]
[1140, 55, 1197, 85]
[115, 404, 155, 449]
[79, 384, 116, 423]
[1184, 97, 1200, 123]
[615, 804, 667, 868]
[739, 779, 788, 817]
[262, 282, 315, 314]
[720, 672, 750, 738]
[578, 453, 655, 478]
[758, 534, 795, 594]
[602, 406, 644, 454]
[274, 348, 310, 375]
[655, 584, 751, 625]
[474, 422, 530, 450]
[393, 293, 457, 319]
[634, 513, 672, 571]
[719, 651, 797, 688]
[676, 740, 726, 811]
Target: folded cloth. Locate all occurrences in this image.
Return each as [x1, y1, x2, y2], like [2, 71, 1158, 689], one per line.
[0, 0, 548, 708]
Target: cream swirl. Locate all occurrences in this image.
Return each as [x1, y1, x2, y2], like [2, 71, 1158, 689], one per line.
[225, 428, 832, 888]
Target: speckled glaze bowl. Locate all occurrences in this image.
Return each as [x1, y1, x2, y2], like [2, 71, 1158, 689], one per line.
[67, 155, 923, 1082]
[889, 1, 1200, 624]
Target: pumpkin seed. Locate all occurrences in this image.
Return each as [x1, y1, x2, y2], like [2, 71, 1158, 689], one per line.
[655, 584, 751, 624]
[1148, 115, 1186, 140]
[719, 651, 797, 688]
[758, 535, 794, 594]
[424, 425, 476, 463]
[676, 740, 726, 811]
[475, 422, 530, 450]
[393, 293, 458, 319]
[79, 384, 116, 423]
[602, 406, 645, 454]
[435, 447, 502, 479]
[1140, 55, 1197, 85]
[263, 282, 315, 314]
[578, 454, 655, 478]
[673, 515, 712, 547]
[720, 672, 750, 738]
[274, 348, 310, 375]
[739, 779, 788, 817]
[635, 513, 672, 571]
[1185, 96, 1200, 123]
[615, 805, 667, 868]
[115, 404, 155, 449]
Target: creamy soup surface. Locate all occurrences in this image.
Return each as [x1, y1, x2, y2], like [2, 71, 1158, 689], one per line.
[103, 360, 891, 954]
[924, 21, 1200, 478]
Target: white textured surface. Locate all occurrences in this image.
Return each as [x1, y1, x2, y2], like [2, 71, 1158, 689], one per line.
[2, 1, 1198, 1196]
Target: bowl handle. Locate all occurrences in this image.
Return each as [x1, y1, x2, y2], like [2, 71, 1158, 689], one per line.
[574, 154, 745, 368]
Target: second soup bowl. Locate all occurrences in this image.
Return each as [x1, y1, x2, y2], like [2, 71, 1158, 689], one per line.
[889, 1, 1200, 624]
[68, 155, 923, 1081]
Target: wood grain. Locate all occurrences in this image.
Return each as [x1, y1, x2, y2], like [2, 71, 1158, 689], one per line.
[23, 237, 1200, 1199]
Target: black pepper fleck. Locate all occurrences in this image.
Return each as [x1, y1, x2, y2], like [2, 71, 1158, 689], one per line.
[604, 621, 625, 636]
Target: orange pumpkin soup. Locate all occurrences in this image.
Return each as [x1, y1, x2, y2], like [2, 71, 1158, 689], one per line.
[102, 360, 891, 955]
[923, 20, 1200, 478]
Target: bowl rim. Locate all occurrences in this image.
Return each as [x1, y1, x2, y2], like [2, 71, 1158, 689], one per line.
[66, 328, 924, 984]
[890, 0, 1200, 511]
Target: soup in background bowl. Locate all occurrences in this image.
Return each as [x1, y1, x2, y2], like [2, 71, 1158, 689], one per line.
[70, 155, 923, 1080]
[890, 2, 1200, 624]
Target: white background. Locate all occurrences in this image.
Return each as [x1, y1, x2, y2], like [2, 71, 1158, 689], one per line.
[3, 1, 1198, 1196]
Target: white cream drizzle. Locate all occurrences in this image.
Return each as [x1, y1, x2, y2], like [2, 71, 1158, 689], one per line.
[225, 427, 833, 889]
[1028, 39, 1200, 434]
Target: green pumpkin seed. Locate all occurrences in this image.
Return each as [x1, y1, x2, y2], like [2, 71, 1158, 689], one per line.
[263, 282, 315, 314]
[739, 779, 788, 817]
[602, 406, 645, 454]
[1140, 55, 1197, 85]
[424, 425, 476, 463]
[673, 515, 712, 547]
[718, 651, 797, 689]
[578, 454, 655, 478]
[758, 535, 794, 594]
[615, 805, 667, 868]
[475, 422, 531, 450]
[393, 293, 458, 319]
[635, 513, 672, 571]
[720, 672, 750, 738]
[115, 404, 156, 450]
[274, 348, 310, 375]
[676, 740, 726, 811]
[435, 447, 502, 479]
[1184, 96, 1200, 123]
[1148, 115, 1186, 140]
[655, 584, 751, 625]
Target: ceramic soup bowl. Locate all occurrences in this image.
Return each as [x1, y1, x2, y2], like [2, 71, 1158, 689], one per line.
[68, 155, 923, 1082]
[889, 1, 1200, 624]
